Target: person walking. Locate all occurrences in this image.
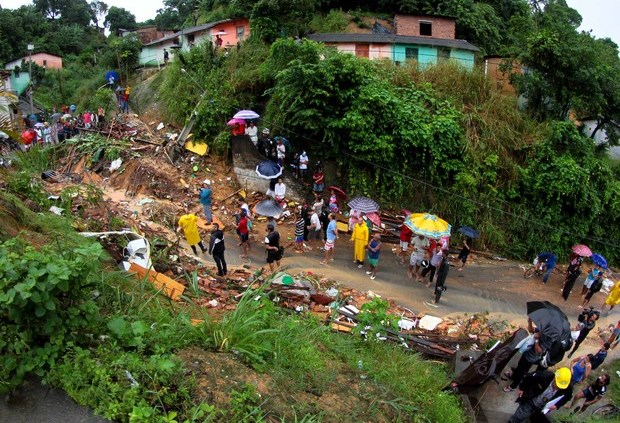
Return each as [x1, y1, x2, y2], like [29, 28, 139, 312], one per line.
[163, 48, 169, 65]
[177, 213, 207, 256]
[456, 237, 472, 271]
[264, 223, 282, 273]
[294, 208, 305, 254]
[421, 243, 443, 287]
[503, 319, 544, 392]
[350, 216, 369, 269]
[536, 252, 557, 284]
[580, 275, 604, 308]
[320, 213, 338, 265]
[570, 373, 610, 414]
[581, 267, 603, 296]
[208, 223, 227, 277]
[366, 234, 381, 280]
[398, 222, 413, 264]
[601, 279, 620, 312]
[562, 256, 583, 301]
[568, 309, 599, 358]
[507, 367, 573, 423]
[433, 255, 450, 304]
[199, 179, 213, 225]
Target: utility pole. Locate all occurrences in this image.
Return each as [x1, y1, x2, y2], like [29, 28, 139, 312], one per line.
[27, 43, 34, 118]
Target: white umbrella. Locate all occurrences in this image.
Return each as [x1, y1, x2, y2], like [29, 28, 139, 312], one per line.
[233, 110, 260, 120]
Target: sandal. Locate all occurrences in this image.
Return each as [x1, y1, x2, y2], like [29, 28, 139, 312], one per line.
[503, 386, 515, 393]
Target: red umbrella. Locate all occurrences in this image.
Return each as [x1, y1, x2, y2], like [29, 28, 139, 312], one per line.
[327, 185, 347, 200]
[366, 211, 381, 227]
[571, 244, 592, 257]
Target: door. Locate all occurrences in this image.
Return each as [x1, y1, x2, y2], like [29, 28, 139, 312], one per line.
[355, 44, 369, 58]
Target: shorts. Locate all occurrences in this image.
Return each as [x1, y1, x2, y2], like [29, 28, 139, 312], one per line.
[308, 230, 322, 241]
[458, 248, 469, 263]
[410, 255, 424, 267]
[368, 258, 379, 267]
[324, 240, 335, 251]
[313, 183, 324, 192]
[239, 233, 249, 242]
[400, 240, 409, 251]
[266, 250, 279, 264]
[582, 387, 597, 402]
[295, 235, 304, 243]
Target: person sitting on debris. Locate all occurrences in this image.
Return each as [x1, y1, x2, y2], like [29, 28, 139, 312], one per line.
[177, 213, 207, 256]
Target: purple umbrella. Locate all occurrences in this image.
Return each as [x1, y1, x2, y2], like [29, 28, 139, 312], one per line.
[347, 196, 380, 214]
[233, 110, 260, 119]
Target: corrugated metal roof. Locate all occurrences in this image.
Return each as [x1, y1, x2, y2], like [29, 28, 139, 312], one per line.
[143, 19, 231, 47]
[306, 33, 479, 52]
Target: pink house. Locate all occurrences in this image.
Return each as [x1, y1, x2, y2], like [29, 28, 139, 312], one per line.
[5, 52, 63, 70]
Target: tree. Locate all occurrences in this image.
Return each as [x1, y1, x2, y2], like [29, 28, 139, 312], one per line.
[104, 6, 137, 35]
[34, 0, 92, 26]
[89, 0, 108, 29]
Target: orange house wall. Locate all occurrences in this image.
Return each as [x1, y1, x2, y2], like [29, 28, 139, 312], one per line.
[210, 19, 251, 48]
[28, 53, 63, 69]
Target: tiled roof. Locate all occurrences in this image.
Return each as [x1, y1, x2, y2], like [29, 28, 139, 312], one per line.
[306, 33, 479, 52]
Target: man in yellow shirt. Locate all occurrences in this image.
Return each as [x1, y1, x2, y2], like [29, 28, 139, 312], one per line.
[350, 215, 369, 268]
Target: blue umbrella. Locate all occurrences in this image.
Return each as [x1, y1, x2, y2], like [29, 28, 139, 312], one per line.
[256, 161, 282, 179]
[105, 70, 120, 85]
[458, 226, 480, 239]
[591, 253, 608, 269]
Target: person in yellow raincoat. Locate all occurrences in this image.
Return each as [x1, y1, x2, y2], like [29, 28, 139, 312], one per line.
[177, 213, 206, 255]
[601, 279, 620, 312]
[350, 215, 369, 268]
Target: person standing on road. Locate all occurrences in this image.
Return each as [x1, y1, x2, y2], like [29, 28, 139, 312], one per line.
[350, 216, 369, 268]
[320, 213, 338, 265]
[236, 210, 250, 258]
[562, 256, 583, 301]
[199, 179, 213, 225]
[580, 275, 604, 308]
[568, 310, 599, 358]
[408, 234, 429, 282]
[177, 213, 207, 256]
[581, 267, 603, 296]
[507, 367, 573, 423]
[601, 279, 620, 312]
[503, 318, 544, 392]
[294, 208, 305, 254]
[366, 234, 381, 280]
[421, 243, 443, 287]
[433, 255, 450, 304]
[208, 223, 227, 277]
[398, 222, 413, 264]
[307, 207, 322, 249]
[264, 223, 282, 273]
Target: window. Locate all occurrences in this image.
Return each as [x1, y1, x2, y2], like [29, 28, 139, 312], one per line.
[236, 26, 245, 40]
[437, 47, 450, 63]
[420, 21, 432, 36]
[405, 48, 418, 61]
[187, 34, 195, 43]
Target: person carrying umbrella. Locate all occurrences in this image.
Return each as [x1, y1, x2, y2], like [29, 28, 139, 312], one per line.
[507, 367, 573, 423]
[350, 215, 369, 268]
[457, 237, 472, 271]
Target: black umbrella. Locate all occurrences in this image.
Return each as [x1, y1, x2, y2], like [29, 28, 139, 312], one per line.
[527, 301, 572, 352]
[255, 199, 283, 218]
[457, 226, 480, 239]
[255, 161, 282, 179]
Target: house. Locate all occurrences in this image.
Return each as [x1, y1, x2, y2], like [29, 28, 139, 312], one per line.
[4, 52, 63, 71]
[306, 14, 479, 70]
[134, 26, 177, 45]
[484, 56, 524, 94]
[139, 18, 251, 67]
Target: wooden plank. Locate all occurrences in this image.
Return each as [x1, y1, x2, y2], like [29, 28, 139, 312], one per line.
[128, 262, 185, 301]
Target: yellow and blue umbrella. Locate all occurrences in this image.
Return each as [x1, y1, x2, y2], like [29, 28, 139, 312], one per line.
[404, 213, 451, 239]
